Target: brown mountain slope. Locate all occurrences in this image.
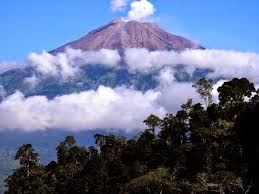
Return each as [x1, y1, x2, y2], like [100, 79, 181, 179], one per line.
[51, 19, 203, 54]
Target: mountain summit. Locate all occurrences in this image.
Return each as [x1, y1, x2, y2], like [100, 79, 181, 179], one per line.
[51, 19, 203, 54]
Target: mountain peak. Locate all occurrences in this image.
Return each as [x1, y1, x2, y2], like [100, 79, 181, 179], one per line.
[111, 18, 124, 24]
[51, 19, 203, 54]
[109, 18, 156, 26]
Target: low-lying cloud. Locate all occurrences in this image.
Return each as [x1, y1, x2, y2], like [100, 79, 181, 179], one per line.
[124, 48, 259, 83]
[3, 48, 259, 84]
[23, 75, 40, 89]
[0, 61, 23, 74]
[28, 48, 121, 79]
[24, 47, 259, 84]
[0, 85, 6, 97]
[1, 47, 259, 131]
[0, 86, 166, 131]
[0, 79, 224, 131]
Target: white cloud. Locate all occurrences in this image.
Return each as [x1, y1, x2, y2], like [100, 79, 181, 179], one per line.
[111, 0, 129, 11]
[65, 47, 121, 68]
[158, 82, 200, 112]
[157, 67, 175, 87]
[0, 61, 24, 74]
[28, 51, 78, 79]
[179, 49, 259, 81]
[0, 85, 6, 98]
[211, 79, 228, 103]
[24, 75, 40, 88]
[156, 69, 227, 111]
[0, 86, 166, 131]
[126, 0, 155, 21]
[27, 48, 121, 80]
[124, 48, 259, 84]
[124, 48, 179, 73]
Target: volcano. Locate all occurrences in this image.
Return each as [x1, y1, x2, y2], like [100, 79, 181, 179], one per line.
[51, 19, 203, 54]
[0, 19, 204, 99]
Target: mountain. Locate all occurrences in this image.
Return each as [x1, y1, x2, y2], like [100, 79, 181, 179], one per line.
[0, 19, 204, 99]
[51, 19, 203, 54]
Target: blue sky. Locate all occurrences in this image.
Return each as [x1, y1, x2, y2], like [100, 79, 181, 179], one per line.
[1, 0, 259, 61]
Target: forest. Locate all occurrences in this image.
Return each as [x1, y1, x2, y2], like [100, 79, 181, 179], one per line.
[4, 78, 259, 194]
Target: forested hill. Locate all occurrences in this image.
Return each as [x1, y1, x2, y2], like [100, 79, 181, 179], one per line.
[4, 78, 259, 194]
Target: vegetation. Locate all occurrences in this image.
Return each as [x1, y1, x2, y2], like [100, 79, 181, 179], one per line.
[0, 66, 159, 99]
[0, 149, 18, 194]
[4, 78, 259, 194]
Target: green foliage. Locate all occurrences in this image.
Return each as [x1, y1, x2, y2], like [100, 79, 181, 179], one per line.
[0, 66, 159, 99]
[0, 149, 18, 193]
[4, 77, 259, 194]
[4, 144, 52, 194]
[218, 78, 255, 105]
[193, 77, 213, 107]
[143, 114, 161, 134]
[125, 167, 181, 194]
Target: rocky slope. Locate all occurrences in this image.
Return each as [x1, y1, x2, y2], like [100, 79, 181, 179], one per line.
[51, 19, 203, 54]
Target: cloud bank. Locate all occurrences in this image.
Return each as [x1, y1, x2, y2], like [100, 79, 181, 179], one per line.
[0, 86, 166, 131]
[1, 47, 259, 131]
[17, 47, 259, 84]
[28, 48, 121, 79]
[124, 48, 259, 83]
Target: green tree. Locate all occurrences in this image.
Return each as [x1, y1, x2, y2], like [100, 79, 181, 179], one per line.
[125, 167, 181, 194]
[218, 78, 255, 105]
[193, 77, 213, 107]
[5, 144, 52, 194]
[55, 136, 89, 194]
[143, 114, 161, 134]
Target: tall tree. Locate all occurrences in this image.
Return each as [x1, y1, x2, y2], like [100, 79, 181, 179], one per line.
[218, 78, 255, 105]
[193, 77, 213, 107]
[143, 114, 161, 134]
[5, 144, 52, 194]
[55, 136, 89, 194]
